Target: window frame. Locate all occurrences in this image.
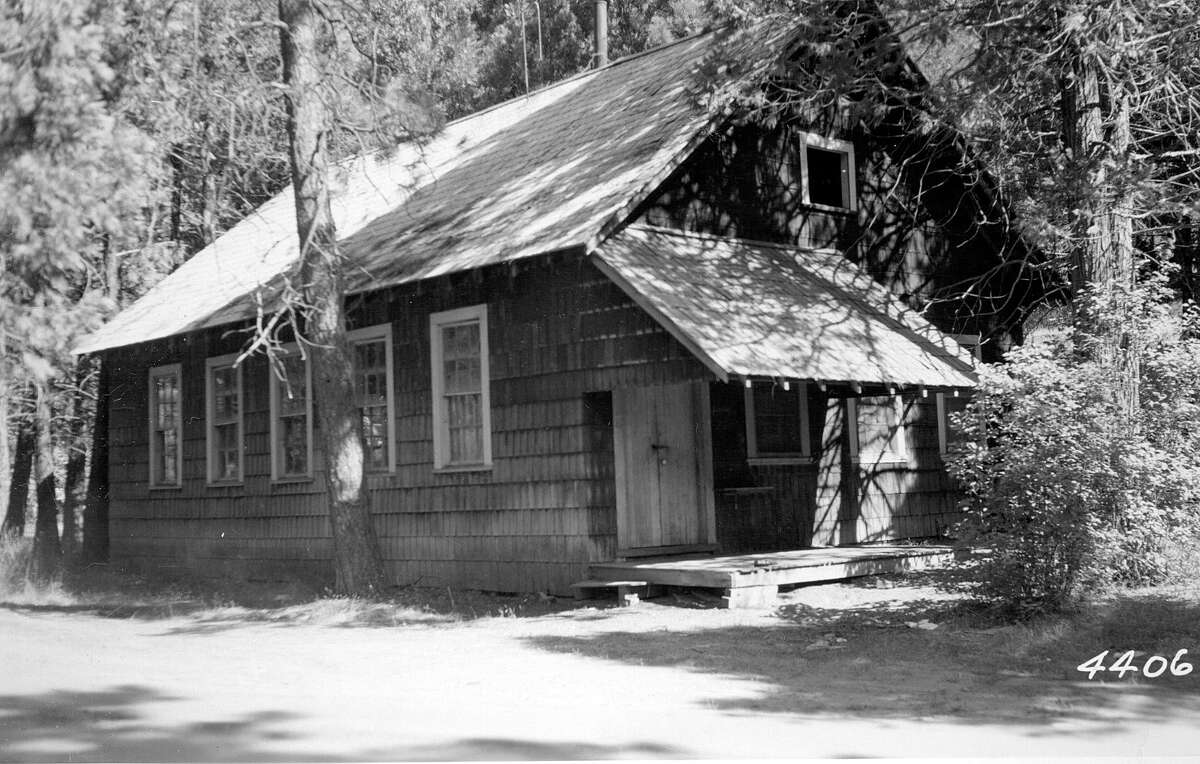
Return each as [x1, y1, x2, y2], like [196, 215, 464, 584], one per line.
[938, 334, 982, 458]
[799, 132, 858, 212]
[267, 345, 314, 482]
[430, 303, 493, 472]
[148, 363, 183, 489]
[744, 381, 812, 466]
[205, 353, 244, 485]
[347, 322, 397, 475]
[847, 394, 908, 467]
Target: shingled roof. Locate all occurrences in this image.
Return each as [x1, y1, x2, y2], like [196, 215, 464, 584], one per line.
[594, 226, 977, 388]
[76, 20, 795, 355]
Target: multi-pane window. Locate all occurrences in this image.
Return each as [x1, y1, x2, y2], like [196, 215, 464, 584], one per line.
[148, 364, 182, 486]
[744, 381, 811, 463]
[801, 132, 856, 211]
[430, 304, 492, 470]
[206, 355, 243, 482]
[848, 394, 907, 465]
[348, 324, 395, 472]
[269, 351, 312, 480]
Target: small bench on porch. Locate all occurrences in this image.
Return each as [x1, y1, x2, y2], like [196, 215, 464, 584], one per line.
[587, 543, 954, 608]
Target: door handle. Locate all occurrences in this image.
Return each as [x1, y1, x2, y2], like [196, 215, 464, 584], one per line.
[651, 443, 669, 465]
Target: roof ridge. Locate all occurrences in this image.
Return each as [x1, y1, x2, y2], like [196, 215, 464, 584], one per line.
[437, 26, 724, 133]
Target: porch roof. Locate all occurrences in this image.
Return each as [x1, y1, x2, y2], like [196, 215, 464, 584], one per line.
[592, 226, 977, 389]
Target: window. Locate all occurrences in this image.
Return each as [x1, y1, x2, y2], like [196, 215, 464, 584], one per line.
[744, 381, 811, 464]
[430, 304, 492, 471]
[268, 349, 313, 480]
[348, 324, 396, 473]
[800, 133, 856, 211]
[936, 392, 969, 458]
[848, 394, 907, 465]
[148, 364, 182, 487]
[205, 354, 243, 483]
[938, 334, 982, 458]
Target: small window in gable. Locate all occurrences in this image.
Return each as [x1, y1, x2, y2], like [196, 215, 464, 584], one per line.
[205, 354, 243, 483]
[744, 381, 811, 465]
[848, 394, 907, 466]
[348, 324, 396, 473]
[269, 349, 313, 481]
[148, 364, 182, 487]
[430, 304, 492, 471]
[801, 133, 856, 211]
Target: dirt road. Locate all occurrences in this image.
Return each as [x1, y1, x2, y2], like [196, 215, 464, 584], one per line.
[3, 585, 1199, 760]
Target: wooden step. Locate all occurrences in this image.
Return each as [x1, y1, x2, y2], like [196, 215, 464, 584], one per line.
[571, 579, 649, 606]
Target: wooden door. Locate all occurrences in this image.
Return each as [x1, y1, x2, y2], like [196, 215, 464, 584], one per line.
[613, 381, 716, 555]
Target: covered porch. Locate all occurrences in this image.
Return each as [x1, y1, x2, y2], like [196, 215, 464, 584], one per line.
[584, 543, 955, 608]
[590, 228, 977, 583]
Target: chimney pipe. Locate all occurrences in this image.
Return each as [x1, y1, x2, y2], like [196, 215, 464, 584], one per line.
[593, 0, 608, 67]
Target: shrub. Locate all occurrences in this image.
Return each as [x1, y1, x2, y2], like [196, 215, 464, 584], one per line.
[948, 291, 1200, 614]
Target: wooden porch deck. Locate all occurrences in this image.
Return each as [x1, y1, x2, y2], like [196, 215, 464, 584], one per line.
[587, 544, 954, 608]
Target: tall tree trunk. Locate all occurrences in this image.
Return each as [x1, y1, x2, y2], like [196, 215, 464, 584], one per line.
[0, 353, 10, 530]
[2, 399, 34, 537]
[61, 360, 93, 561]
[31, 381, 61, 580]
[81, 355, 110, 564]
[278, 0, 387, 596]
[1062, 46, 1138, 425]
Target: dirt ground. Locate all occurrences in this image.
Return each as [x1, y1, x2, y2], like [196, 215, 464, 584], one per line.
[2, 567, 1199, 761]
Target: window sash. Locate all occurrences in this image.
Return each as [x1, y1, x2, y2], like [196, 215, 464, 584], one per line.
[270, 352, 312, 480]
[347, 324, 396, 473]
[430, 305, 491, 471]
[149, 365, 182, 487]
[206, 356, 243, 483]
[744, 382, 810, 463]
[799, 132, 857, 212]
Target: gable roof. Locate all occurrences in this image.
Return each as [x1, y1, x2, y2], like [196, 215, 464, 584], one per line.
[595, 226, 977, 388]
[76, 19, 796, 355]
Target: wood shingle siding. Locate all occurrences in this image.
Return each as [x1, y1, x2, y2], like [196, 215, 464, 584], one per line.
[105, 256, 709, 593]
[711, 382, 958, 554]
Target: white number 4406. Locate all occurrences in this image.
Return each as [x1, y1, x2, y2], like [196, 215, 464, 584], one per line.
[1077, 649, 1193, 679]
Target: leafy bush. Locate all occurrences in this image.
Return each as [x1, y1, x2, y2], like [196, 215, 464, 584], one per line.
[948, 292, 1200, 614]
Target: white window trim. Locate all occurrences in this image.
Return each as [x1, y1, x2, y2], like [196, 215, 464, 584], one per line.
[848, 394, 908, 467]
[268, 345, 314, 482]
[430, 303, 493, 472]
[148, 363, 183, 489]
[348, 322, 397, 474]
[939, 334, 982, 458]
[744, 381, 811, 466]
[205, 353, 244, 485]
[799, 131, 858, 212]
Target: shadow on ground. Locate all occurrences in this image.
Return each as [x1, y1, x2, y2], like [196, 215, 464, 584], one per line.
[0, 685, 303, 763]
[524, 587, 1200, 737]
[0, 685, 681, 762]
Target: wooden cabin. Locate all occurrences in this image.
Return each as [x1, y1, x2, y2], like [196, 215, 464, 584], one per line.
[76, 18, 1035, 595]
